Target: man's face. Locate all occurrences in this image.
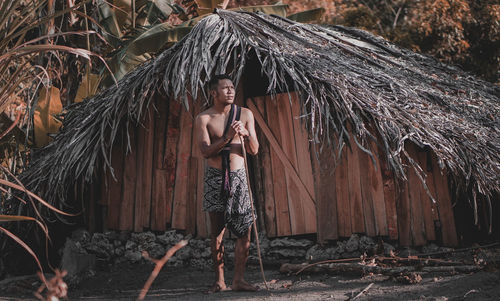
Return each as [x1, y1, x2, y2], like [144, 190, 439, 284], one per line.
[211, 79, 235, 105]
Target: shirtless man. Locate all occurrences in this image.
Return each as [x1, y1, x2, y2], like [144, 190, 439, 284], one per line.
[195, 74, 259, 292]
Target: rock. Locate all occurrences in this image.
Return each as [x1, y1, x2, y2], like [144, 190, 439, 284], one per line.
[125, 241, 137, 251]
[359, 236, 375, 253]
[114, 246, 125, 257]
[398, 247, 418, 258]
[124, 250, 143, 262]
[189, 239, 206, 250]
[113, 240, 122, 247]
[86, 233, 114, 259]
[305, 245, 339, 261]
[383, 243, 396, 257]
[71, 229, 91, 244]
[141, 242, 165, 259]
[345, 234, 360, 252]
[336, 241, 346, 254]
[131, 232, 156, 245]
[175, 246, 192, 261]
[270, 238, 313, 248]
[223, 240, 235, 252]
[421, 243, 440, 254]
[60, 239, 96, 278]
[157, 230, 184, 247]
[201, 247, 212, 259]
[268, 248, 306, 258]
[189, 258, 211, 269]
[104, 231, 118, 241]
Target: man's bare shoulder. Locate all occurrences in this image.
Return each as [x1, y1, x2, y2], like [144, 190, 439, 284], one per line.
[241, 107, 254, 119]
[196, 108, 215, 123]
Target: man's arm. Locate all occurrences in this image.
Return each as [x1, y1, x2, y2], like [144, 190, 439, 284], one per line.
[242, 108, 259, 155]
[195, 114, 232, 159]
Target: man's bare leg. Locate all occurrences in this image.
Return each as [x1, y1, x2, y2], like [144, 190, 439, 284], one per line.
[232, 227, 259, 291]
[208, 212, 229, 293]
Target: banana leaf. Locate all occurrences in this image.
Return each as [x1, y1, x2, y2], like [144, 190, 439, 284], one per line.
[287, 7, 325, 23]
[102, 25, 191, 84]
[74, 73, 101, 103]
[33, 86, 62, 147]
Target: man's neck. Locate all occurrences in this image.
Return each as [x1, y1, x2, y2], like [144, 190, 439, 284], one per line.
[213, 102, 232, 114]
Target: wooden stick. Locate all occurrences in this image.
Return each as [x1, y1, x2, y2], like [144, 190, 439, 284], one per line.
[351, 283, 374, 300]
[136, 240, 188, 301]
[240, 135, 269, 290]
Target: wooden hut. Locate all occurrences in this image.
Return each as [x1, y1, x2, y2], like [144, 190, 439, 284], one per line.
[20, 10, 500, 247]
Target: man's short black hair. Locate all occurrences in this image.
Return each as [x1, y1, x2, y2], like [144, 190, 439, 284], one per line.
[208, 74, 232, 91]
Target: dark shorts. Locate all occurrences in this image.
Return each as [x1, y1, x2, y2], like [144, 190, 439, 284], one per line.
[203, 166, 254, 237]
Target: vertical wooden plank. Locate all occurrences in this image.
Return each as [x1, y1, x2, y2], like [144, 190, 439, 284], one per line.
[134, 118, 146, 232]
[196, 159, 208, 238]
[106, 144, 124, 229]
[416, 150, 436, 241]
[406, 145, 426, 246]
[378, 144, 398, 240]
[430, 153, 458, 246]
[359, 147, 377, 237]
[152, 169, 168, 231]
[253, 96, 277, 237]
[163, 100, 182, 225]
[171, 106, 193, 230]
[368, 139, 388, 236]
[151, 96, 169, 231]
[313, 142, 338, 242]
[335, 144, 351, 238]
[397, 156, 412, 246]
[142, 110, 155, 229]
[120, 126, 137, 231]
[346, 126, 365, 234]
[290, 92, 317, 234]
[277, 95, 306, 235]
[265, 97, 291, 236]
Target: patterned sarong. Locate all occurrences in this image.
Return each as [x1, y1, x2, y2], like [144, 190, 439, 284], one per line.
[203, 166, 254, 237]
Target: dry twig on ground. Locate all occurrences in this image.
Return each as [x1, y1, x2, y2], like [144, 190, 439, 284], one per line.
[136, 240, 188, 301]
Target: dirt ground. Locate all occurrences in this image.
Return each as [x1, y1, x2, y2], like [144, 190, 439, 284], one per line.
[2, 260, 500, 301]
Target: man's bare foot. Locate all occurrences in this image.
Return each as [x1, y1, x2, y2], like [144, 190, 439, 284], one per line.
[231, 280, 259, 292]
[207, 282, 230, 294]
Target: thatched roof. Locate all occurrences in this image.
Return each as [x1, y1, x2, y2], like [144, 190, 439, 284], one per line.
[20, 9, 499, 221]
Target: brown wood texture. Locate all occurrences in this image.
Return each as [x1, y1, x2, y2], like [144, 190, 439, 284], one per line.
[335, 144, 352, 238]
[378, 144, 398, 240]
[346, 127, 365, 234]
[406, 145, 426, 246]
[397, 155, 412, 246]
[171, 106, 194, 230]
[430, 153, 458, 246]
[253, 96, 277, 237]
[313, 141, 338, 242]
[151, 96, 169, 231]
[368, 139, 388, 236]
[120, 125, 137, 231]
[106, 143, 124, 229]
[416, 149, 436, 241]
[164, 100, 182, 225]
[263, 97, 291, 236]
[289, 93, 317, 233]
[277, 95, 306, 235]
[359, 146, 377, 237]
[134, 109, 155, 231]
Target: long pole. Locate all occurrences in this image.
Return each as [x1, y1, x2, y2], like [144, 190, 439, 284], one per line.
[239, 135, 269, 290]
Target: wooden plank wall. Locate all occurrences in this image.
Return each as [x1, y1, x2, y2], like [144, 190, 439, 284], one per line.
[100, 91, 458, 247]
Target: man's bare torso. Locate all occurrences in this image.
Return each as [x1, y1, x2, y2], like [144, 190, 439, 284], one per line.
[200, 107, 247, 170]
